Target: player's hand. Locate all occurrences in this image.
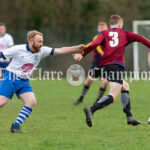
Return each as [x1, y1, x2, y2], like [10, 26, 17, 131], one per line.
[72, 54, 83, 61]
[76, 44, 85, 51]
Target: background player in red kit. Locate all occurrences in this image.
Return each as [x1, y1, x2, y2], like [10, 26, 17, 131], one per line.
[73, 15, 150, 127]
[73, 22, 108, 105]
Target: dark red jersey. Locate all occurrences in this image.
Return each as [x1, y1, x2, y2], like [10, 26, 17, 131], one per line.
[81, 28, 150, 67]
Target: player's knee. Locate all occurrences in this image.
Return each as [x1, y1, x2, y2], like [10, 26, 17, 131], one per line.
[101, 78, 108, 88]
[26, 98, 36, 108]
[0, 102, 6, 108]
[102, 81, 108, 88]
[31, 99, 36, 107]
[122, 81, 129, 91]
[0, 97, 8, 107]
[85, 78, 93, 86]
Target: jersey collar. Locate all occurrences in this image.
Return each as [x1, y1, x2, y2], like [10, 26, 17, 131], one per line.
[26, 43, 36, 53]
[111, 28, 118, 29]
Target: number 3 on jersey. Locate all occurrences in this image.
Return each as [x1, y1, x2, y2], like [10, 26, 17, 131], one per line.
[109, 32, 119, 47]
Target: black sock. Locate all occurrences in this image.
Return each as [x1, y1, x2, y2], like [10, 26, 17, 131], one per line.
[81, 85, 90, 97]
[91, 95, 113, 114]
[121, 91, 132, 117]
[97, 87, 106, 99]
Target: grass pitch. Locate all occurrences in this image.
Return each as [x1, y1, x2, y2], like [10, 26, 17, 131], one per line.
[0, 79, 150, 150]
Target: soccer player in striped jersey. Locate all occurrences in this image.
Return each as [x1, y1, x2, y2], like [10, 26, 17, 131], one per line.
[0, 30, 83, 133]
[73, 22, 109, 105]
[73, 15, 150, 127]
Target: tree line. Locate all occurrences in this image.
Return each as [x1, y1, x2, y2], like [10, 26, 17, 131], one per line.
[0, 0, 149, 30]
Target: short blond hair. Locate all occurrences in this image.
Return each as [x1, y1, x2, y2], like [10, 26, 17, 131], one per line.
[27, 30, 43, 41]
[98, 21, 108, 27]
[110, 15, 123, 25]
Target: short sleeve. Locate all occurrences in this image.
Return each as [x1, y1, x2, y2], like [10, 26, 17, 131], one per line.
[41, 46, 55, 59]
[1, 46, 17, 59]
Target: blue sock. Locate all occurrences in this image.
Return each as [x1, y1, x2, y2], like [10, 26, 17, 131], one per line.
[13, 105, 32, 127]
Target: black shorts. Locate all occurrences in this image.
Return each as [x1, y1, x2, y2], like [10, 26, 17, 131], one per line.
[89, 60, 100, 78]
[99, 64, 125, 84]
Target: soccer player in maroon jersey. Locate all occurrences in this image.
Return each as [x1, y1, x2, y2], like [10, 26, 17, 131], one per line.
[73, 22, 139, 126]
[73, 15, 150, 127]
[73, 22, 109, 105]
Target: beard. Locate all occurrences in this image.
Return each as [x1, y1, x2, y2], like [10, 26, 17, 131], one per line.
[32, 43, 41, 52]
[0, 32, 4, 36]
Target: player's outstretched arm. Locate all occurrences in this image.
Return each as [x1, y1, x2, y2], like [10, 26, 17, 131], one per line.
[53, 44, 84, 56]
[127, 32, 150, 48]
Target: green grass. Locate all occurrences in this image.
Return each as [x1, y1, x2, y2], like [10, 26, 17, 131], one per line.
[0, 79, 150, 150]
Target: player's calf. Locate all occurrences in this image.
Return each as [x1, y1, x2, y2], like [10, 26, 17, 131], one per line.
[26, 99, 36, 108]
